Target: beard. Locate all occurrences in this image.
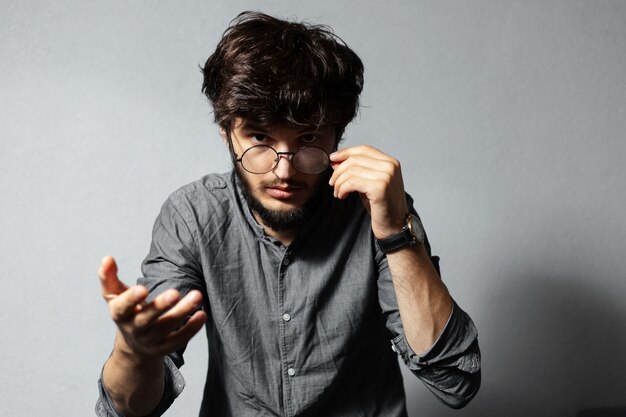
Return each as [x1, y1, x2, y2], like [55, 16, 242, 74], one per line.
[234, 164, 330, 232]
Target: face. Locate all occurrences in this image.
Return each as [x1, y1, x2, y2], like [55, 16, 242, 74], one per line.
[226, 118, 337, 231]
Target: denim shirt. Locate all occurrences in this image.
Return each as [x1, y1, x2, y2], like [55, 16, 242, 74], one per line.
[96, 171, 480, 417]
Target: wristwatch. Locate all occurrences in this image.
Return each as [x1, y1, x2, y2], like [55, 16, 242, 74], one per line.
[376, 214, 425, 253]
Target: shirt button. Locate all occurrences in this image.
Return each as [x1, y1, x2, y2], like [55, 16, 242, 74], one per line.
[282, 257, 290, 266]
[287, 367, 296, 376]
[282, 313, 291, 322]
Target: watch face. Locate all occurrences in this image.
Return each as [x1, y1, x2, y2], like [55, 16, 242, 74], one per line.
[409, 214, 425, 245]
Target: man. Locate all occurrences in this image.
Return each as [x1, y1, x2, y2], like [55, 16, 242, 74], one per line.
[97, 11, 480, 417]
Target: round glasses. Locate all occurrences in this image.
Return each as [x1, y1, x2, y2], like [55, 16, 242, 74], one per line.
[235, 145, 330, 175]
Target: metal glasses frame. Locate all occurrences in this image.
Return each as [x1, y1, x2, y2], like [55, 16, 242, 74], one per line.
[227, 130, 330, 175]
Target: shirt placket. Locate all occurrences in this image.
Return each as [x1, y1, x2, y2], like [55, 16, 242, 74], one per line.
[277, 246, 296, 417]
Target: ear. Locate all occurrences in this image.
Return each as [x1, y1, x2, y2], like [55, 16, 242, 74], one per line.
[219, 127, 228, 144]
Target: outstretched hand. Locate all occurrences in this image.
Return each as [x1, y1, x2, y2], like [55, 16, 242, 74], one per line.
[99, 256, 207, 358]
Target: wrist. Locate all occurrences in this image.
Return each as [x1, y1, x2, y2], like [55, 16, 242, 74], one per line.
[372, 213, 407, 240]
[112, 331, 163, 369]
[375, 213, 425, 254]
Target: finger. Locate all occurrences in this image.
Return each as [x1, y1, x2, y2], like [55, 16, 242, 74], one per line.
[330, 158, 394, 187]
[333, 169, 392, 200]
[333, 175, 377, 200]
[332, 154, 397, 172]
[329, 155, 397, 187]
[157, 310, 208, 354]
[108, 285, 149, 322]
[132, 289, 181, 328]
[99, 256, 128, 300]
[118, 290, 204, 352]
[157, 290, 204, 324]
[329, 145, 392, 164]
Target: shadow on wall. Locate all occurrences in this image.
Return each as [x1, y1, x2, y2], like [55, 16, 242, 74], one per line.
[469, 269, 626, 417]
[576, 407, 626, 417]
[404, 265, 626, 417]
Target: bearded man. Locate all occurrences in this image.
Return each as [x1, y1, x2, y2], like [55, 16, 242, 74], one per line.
[97, 11, 481, 417]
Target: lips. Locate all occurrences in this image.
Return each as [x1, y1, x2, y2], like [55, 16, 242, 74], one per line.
[266, 186, 300, 199]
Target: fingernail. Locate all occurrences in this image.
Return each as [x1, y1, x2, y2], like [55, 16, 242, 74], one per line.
[187, 291, 201, 304]
[133, 286, 143, 300]
[165, 291, 178, 304]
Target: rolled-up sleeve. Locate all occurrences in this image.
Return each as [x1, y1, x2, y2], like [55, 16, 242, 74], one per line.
[390, 301, 481, 408]
[95, 355, 185, 417]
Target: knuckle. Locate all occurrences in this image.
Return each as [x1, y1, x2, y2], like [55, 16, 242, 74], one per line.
[382, 159, 396, 171]
[134, 315, 149, 329]
[110, 311, 122, 322]
[109, 302, 124, 321]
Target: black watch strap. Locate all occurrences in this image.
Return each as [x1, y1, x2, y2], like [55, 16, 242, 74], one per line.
[376, 214, 425, 253]
[376, 228, 416, 253]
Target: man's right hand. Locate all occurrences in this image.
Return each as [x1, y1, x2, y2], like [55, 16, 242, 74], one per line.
[99, 256, 208, 416]
[99, 256, 207, 359]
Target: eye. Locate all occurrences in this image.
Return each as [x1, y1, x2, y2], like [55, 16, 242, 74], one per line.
[300, 134, 318, 144]
[250, 133, 268, 143]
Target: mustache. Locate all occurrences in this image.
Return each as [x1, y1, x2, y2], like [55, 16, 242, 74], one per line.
[259, 179, 309, 189]
[257, 167, 333, 190]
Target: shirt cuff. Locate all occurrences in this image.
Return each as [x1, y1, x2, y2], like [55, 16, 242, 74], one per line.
[390, 300, 480, 373]
[95, 355, 185, 417]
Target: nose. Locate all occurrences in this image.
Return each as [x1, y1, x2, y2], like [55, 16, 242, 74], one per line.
[272, 152, 296, 179]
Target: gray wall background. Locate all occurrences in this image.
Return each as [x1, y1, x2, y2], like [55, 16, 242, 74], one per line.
[1, 1, 625, 416]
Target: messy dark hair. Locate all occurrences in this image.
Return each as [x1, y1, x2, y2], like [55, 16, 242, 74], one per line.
[201, 11, 364, 140]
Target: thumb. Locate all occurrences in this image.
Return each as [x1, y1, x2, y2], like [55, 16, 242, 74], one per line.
[99, 256, 129, 301]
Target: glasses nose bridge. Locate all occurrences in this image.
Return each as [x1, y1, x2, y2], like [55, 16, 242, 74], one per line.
[271, 150, 297, 177]
[274, 150, 295, 161]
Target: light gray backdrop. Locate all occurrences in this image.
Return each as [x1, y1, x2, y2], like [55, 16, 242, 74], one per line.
[1, 1, 625, 416]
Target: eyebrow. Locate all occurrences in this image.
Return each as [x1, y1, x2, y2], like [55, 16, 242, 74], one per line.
[239, 120, 265, 131]
[240, 120, 321, 134]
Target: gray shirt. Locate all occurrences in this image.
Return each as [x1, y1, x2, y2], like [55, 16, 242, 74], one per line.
[97, 171, 480, 417]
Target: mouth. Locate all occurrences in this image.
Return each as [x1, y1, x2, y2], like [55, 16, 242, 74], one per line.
[265, 185, 302, 199]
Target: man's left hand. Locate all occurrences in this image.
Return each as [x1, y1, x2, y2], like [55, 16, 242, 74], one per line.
[329, 145, 409, 239]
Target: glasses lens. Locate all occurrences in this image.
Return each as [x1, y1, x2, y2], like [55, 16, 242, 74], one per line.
[241, 146, 277, 174]
[293, 147, 330, 174]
